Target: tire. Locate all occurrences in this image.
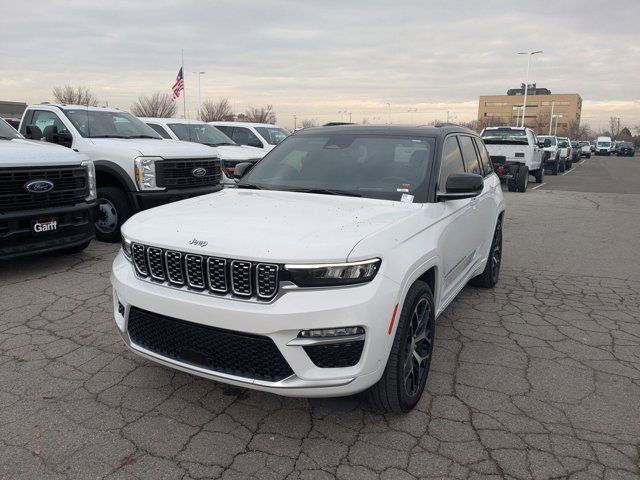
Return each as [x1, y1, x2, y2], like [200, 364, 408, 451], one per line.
[587, 153, 591, 158]
[534, 167, 544, 183]
[559, 159, 566, 173]
[95, 186, 132, 243]
[566, 160, 572, 170]
[506, 165, 519, 192]
[368, 281, 435, 414]
[550, 159, 559, 175]
[516, 165, 529, 192]
[59, 240, 91, 254]
[469, 215, 503, 289]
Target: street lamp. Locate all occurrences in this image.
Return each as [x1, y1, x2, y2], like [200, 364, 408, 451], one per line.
[548, 100, 555, 135]
[553, 114, 563, 135]
[517, 51, 542, 128]
[193, 71, 206, 120]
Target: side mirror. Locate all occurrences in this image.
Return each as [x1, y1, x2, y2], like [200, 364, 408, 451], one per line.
[56, 131, 73, 148]
[233, 162, 254, 179]
[437, 173, 484, 201]
[541, 139, 551, 147]
[247, 140, 263, 148]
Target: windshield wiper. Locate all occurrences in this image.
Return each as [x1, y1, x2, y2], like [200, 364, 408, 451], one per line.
[126, 135, 161, 139]
[0, 136, 15, 140]
[89, 134, 128, 139]
[209, 142, 235, 147]
[288, 188, 362, 197]
[236, 184, 263, 190]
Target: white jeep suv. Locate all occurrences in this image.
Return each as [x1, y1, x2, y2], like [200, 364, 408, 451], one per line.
[111, 125, 505, 413]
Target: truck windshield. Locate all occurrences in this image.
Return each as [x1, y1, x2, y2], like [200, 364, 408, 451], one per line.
[64, 110, 162, 139]
[482, 129, 528, 145]
[0, 119, 21, 139]
[168, 123, 236, 147]
[255, 126, 289, 145]
[597, 142, 611, 148]
[558, 140, 569, 147]
[240, 133, 434, 201]
[538, 136, 556, 146]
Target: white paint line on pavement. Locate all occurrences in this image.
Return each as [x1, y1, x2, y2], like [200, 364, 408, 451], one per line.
[562, 168, 576, 176]
[532, 182, 546, 190]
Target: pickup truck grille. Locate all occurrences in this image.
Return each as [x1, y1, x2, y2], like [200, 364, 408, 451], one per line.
[131, 243, 280, 300]
[155, 158, 221, 188]
[0, 166, 87, 212]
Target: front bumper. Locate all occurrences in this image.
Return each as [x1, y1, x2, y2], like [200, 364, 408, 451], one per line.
[111, 251, 400, 397]
[129, 185, 223, 211]
[0, 201, 96, 260]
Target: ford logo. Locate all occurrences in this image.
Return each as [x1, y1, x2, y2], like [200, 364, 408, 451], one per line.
[25, 180, 55, 193]
[192, 167, 207, 177]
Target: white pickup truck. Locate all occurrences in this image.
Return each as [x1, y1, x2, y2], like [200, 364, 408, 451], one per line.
[19, 104, 223, 242]
[480, 126, 544, 192]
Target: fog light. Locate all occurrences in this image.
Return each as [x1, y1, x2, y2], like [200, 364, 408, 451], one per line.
[299, 326, 364, 338]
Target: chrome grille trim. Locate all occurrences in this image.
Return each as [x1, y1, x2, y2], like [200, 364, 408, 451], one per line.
[165, 250, 185, 285]
[256, 263, 279, 299]
[185, 254, 205, 289]
[231, 260, 252, 297]
[146, 247, 165, 281]
[128, 244, 280, 301]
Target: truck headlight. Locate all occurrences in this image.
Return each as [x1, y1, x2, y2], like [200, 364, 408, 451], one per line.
[284, 259, 381, 287]
[82, 161, 97, 201]
[134, 156, 163, 191]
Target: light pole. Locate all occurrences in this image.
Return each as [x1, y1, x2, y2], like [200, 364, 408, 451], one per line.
[517, 51, 542, 128]
[193, 71, 206, 120]
[548, 100, 555, 135]
[293, 115, 297, 130]
[407, 108, 417, 124]
[554, 114, 563, 135]
[386, 103, 391, 124]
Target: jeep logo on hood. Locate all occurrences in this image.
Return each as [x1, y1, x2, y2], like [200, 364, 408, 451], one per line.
[24, 180, 55, 193]
[192, 167, 207, 177]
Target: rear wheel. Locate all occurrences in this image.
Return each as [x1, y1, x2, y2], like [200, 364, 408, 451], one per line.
[507, 165, 519, 192]
[470, 215, 503, 288]
[534, 167, 544, 183]
[566, 160, 573, 170]
[95, 187, 132, 243]
[516, 165, 529, 192]
[559, 159, 566, 173]
[368, 281, 435, 413]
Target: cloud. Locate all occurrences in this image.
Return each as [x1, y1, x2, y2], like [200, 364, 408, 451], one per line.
[1, 0, 638, 129]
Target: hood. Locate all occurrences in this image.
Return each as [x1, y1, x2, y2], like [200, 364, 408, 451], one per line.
[0, 138, 89, 167]
[215, 145, 265, 161]
[122, 188, 420, 263]
[88, 138, 217, 158]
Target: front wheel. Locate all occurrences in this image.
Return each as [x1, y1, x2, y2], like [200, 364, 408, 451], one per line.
[559, 159, 566, 173]
[368, 281, 435, 413]
[551, 159, 559, 175]
[95, 186, 132, 243]
[533, 167, 544, 183]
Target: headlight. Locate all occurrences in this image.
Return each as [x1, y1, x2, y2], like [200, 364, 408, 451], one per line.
[284, 259, 381, 287]
[82, 161, 97, 201]
[134, 156, 163, 191]
[121, 235, 132, 260]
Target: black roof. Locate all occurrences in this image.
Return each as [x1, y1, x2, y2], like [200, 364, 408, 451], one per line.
[295, 124, 477, 139]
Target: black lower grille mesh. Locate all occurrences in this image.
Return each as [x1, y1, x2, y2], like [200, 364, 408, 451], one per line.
[304, 341, 364, 368]
[127, 307, 294, 382]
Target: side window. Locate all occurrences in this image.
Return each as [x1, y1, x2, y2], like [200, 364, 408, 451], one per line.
[29, 110, 69, 138]
[438, 136, 466, 191]
[458, 135, 481, 175]
[214, 125, 233, 137]
[232, 127, 263, 148]
[474, 138, 493, 176]
[147, 123, 171, 139]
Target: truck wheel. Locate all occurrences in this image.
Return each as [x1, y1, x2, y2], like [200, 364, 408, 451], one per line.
[551, 159, 559, 175]
[95, 187, 132, 243]
[368, 281, 435, 413]
[587, 153, 591, 158]
[559, 160, 566, 173]
[507, 165, 519, 192]
[470, 215, 503, 288]
[533, 167, 544, 183]
[566, 160, 572, 170]
[516, 165, 529, 192]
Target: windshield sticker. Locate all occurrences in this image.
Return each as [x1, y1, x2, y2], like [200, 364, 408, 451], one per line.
[401, 193, 414, 203]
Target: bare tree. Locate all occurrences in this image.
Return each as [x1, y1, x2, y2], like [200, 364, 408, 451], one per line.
[52, 85, 98, 106]
[301, 119, 318, 128]
[609, 117, 622, 139]
[564, 120, 592, 140]
[200, 98, 234, 122]
[130, 92, 176, 118]
[245, 105, 276, 124]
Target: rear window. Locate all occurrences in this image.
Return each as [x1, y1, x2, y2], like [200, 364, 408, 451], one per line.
[481, 129, 528, 145]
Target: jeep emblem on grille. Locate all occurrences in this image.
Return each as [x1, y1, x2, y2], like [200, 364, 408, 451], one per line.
[192, 167, 207, 177]
[24, 180, 55, 193]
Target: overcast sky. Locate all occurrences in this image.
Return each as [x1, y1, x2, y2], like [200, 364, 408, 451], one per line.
[1, 0, 638, 129]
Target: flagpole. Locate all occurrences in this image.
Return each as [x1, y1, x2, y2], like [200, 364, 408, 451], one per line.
[181, 49, 186, 119]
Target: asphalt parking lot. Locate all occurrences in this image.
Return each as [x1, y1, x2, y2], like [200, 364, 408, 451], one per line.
[1, 154, 639, 480]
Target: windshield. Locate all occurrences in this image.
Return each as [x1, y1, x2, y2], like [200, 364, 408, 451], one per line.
[538, 136, 557, 146]
[620, 142, 633, 147]
[64, 110, 161, 139]
[481, 129, 528, 145]
[240, 133, 434, 201]
[255, 126, 289, 145]
[558, 139, 570, 148]
[597, 141, 611, 147]
[168, 123, 236, 146]
[0, 119, 21, 139]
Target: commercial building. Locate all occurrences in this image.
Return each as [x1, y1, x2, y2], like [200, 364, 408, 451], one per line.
[0, 100, 27, 119]
[478, 85, 582, 134]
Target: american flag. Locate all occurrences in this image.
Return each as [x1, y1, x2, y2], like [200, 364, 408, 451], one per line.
[171, 67, 184, 101]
